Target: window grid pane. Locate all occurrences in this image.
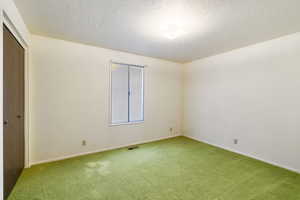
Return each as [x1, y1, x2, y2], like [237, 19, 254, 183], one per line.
[111, 63, 144, 125]
[111, 64, 129, 124]
[129, 66, 144, 122]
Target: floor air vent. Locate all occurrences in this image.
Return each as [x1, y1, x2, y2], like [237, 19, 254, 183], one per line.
[128, 146, 139, 150]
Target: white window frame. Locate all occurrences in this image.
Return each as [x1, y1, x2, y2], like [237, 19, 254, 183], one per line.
[109, 61, 145, 126]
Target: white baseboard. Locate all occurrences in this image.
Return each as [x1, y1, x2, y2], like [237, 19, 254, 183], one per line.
[184, 134, 300, 174]
[29, 134, 181, 167]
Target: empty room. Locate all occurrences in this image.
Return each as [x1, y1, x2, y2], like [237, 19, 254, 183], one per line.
[1, 0, 300, 199]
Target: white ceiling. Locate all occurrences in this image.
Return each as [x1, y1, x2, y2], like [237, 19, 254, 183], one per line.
[13, 0, 300, 63]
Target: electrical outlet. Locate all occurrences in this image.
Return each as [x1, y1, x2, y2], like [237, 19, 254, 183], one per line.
[234, 139, 238, 145]
[82, 140, 86, 146]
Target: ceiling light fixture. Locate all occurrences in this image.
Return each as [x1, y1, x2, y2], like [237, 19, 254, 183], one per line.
[162, 24, 186, 40]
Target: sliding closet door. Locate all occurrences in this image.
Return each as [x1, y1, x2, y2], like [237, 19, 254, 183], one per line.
[3, 25, 25, 199]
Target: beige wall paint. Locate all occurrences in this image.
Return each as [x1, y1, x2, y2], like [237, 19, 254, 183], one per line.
[29, 35, 183, 165]
[184, 32, 300, 173]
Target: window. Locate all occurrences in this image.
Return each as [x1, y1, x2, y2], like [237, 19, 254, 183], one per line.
[110, 62, 144, 125]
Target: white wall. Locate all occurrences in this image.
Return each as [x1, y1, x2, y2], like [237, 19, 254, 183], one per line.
[0, 0, 30, 199]
[29, 35, 183, 165]
[184, 32, 300, 173]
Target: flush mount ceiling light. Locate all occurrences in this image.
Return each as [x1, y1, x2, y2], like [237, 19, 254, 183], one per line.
[141, 1, 198, 41]
[162, 24, 186, 40]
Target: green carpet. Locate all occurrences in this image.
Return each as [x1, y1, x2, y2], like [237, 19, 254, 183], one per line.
[8, 136, 300, 200]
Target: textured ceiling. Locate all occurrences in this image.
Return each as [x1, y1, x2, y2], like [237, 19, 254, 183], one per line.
[13, 0, 300, 63]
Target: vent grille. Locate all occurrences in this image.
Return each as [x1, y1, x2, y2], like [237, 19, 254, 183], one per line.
[128, 146, 139, 150]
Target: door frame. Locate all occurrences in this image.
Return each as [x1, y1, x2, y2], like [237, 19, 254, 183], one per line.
[2, 10, 30, 169]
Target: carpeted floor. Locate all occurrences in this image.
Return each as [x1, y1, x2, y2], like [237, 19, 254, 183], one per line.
[8, 136, 300, 200]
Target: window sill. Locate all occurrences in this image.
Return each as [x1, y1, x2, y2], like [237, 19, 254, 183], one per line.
[109, 120, 144, 127]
